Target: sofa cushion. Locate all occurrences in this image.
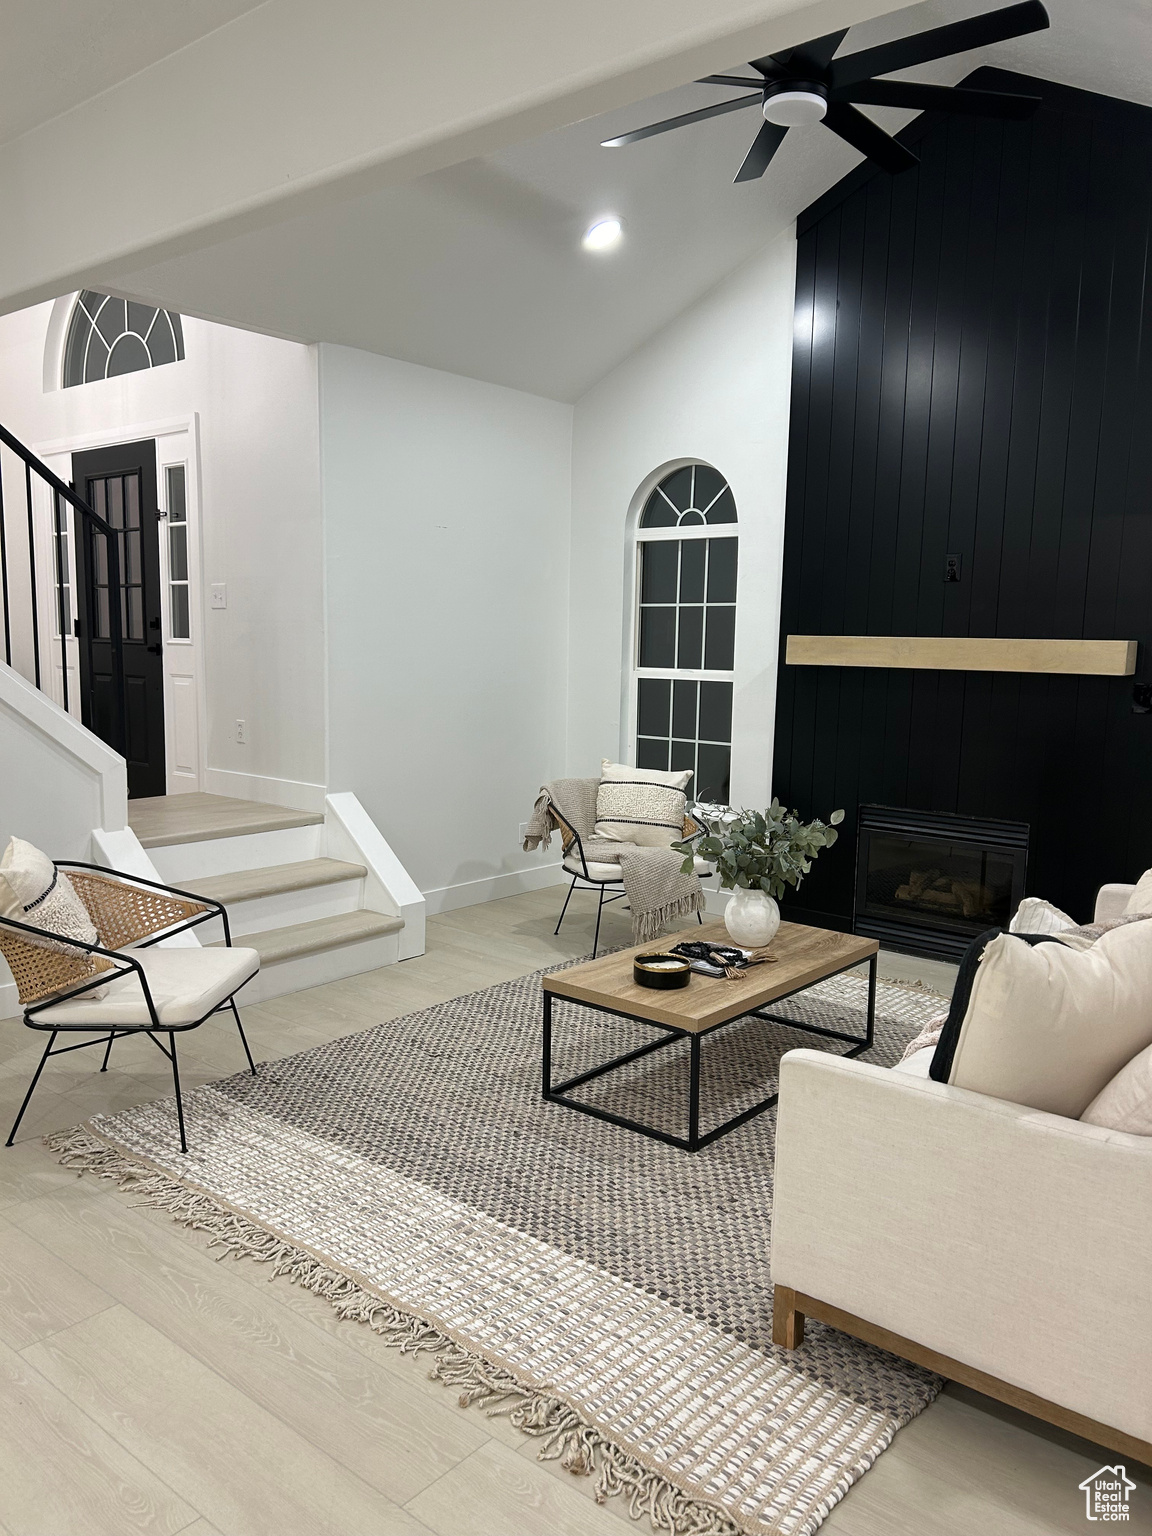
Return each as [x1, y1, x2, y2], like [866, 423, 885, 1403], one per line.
[1081, 1042, 1152, 1135]
[1124, 867, 1152, 915]
[930, 923, 1152, 1118]
[593, 760, 692, 848]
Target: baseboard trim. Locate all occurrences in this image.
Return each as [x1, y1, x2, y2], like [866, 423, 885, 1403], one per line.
[423, 863, 567, 916]
[773, 1286, 1152, 1468]
[201, 768, 327, 814]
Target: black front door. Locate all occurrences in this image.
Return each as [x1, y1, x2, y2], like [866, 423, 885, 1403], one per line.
[73, 439, 166, 798]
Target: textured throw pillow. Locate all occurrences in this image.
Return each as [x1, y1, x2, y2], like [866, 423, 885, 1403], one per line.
[1081, 1042, 1152, 1135]
[929, 924, 1152, 1118]
[1009, 896, 1078, 935]
[593, 760, 692, 848]
[1124, 868, 1152, 915]
[0, 838, 99, 956]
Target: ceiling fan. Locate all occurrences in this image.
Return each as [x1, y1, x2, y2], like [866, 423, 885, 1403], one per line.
[602, 0, 1049, 181]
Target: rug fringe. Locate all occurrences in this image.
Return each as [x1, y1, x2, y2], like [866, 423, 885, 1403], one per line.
[47, 1126, 742, 1536]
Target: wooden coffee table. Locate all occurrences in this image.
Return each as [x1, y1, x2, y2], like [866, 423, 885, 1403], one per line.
[542, 920, 878, 1152]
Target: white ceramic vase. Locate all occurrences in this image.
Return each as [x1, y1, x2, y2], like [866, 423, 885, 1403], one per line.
[724, 887, 781, 948]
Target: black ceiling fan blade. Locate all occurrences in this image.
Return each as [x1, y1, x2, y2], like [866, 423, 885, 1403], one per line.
[697, 74, 766, 88]
[823, 102, 919, 173]
[733, 119, 788, 182]
[837, 80, 1041, 118]
[763, 27, 849, 75]
[830, 0, 1049, 91]
[601, 93, 761, 148]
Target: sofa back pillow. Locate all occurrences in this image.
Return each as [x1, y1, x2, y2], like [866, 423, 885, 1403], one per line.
[1081, 1042, 1152, 1135]
[930, 922, 1152, 1118]
[593, 760, 692, 848]
[1124, 867, 1152, 915]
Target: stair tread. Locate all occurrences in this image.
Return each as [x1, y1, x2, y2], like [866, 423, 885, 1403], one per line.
[216, 910, 403, 964]
[129, 793, 322, 848]
[187, 858, 366, 904]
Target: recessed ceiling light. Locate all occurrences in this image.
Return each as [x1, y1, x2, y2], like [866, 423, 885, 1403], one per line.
[582, 217, 623, 252]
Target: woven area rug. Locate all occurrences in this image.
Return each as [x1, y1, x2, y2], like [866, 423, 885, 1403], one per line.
[53, 961, 948, 1536]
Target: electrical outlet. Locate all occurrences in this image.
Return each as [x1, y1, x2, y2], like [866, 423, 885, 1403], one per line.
[235, 718, 246, 744]
[210, 583, 227, 609]
[944, 554, 962, 584]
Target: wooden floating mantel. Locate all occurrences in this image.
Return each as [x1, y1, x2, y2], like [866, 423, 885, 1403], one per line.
[785, 635, 1138, 677]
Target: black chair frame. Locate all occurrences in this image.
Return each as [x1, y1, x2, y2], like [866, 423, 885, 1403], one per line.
[549, 803, 702, 958]
[2, 862, 257, 1153]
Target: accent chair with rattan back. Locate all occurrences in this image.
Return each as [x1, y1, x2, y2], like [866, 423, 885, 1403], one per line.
[0, 860, 260, 1152]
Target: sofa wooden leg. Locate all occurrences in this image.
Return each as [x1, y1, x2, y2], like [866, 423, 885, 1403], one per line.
[773, 1286, 805, 1349]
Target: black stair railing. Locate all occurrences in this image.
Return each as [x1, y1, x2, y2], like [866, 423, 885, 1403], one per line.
[0, 420, 127, 756]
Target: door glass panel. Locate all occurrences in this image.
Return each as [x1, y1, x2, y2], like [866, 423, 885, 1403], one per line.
[165, 464, 190, 639]
[168, 523, 188, 583]
[171, 584, 190, 640]
[167, 463, 187, 521]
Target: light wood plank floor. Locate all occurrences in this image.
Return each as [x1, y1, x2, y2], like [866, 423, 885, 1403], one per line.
[0, 888, 1147, 1536]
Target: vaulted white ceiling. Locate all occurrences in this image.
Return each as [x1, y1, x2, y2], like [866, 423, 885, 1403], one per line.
[84, 0, 1152, 400]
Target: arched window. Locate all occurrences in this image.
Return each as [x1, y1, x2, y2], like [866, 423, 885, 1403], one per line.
[633, 463, 737, 803]
[62, 291, 184, 388]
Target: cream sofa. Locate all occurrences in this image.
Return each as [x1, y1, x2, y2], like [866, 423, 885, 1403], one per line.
[770, 882, 1152, 1463]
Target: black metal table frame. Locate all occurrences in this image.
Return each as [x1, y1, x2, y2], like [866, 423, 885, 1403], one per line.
[542, 952, 877, 1152]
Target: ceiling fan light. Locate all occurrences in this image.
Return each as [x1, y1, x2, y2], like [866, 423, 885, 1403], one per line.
[762, 87, 828, 127]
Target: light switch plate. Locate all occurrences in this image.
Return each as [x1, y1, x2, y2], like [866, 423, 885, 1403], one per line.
[210, 583, 227, 609]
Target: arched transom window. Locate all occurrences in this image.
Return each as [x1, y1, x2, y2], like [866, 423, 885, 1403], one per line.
[633, 464, 737, 803]
[63, 291, 185, 388]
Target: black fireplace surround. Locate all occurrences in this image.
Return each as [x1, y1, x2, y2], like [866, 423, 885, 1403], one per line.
[854, 806, 1029, 962]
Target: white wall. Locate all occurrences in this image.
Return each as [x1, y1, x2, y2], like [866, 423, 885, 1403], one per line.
[568, 231, 797, 809]
[319, 345, 572, 908]
[0, 300, 325, 805]
[0, 662, 127, 855]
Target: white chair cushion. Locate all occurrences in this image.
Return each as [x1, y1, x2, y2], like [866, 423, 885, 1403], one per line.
[563, 853, 624, 883]
[562, 853, 712, 883]
[35, 945, 259, 1027]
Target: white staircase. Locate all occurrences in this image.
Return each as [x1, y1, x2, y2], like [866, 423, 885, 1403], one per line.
[124, 792, 423, 1004]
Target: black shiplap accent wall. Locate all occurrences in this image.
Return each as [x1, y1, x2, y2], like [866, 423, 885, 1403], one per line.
[774, 69, 1152, 927]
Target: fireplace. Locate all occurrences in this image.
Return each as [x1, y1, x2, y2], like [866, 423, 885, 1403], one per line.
[854, 806, 1029, 962]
